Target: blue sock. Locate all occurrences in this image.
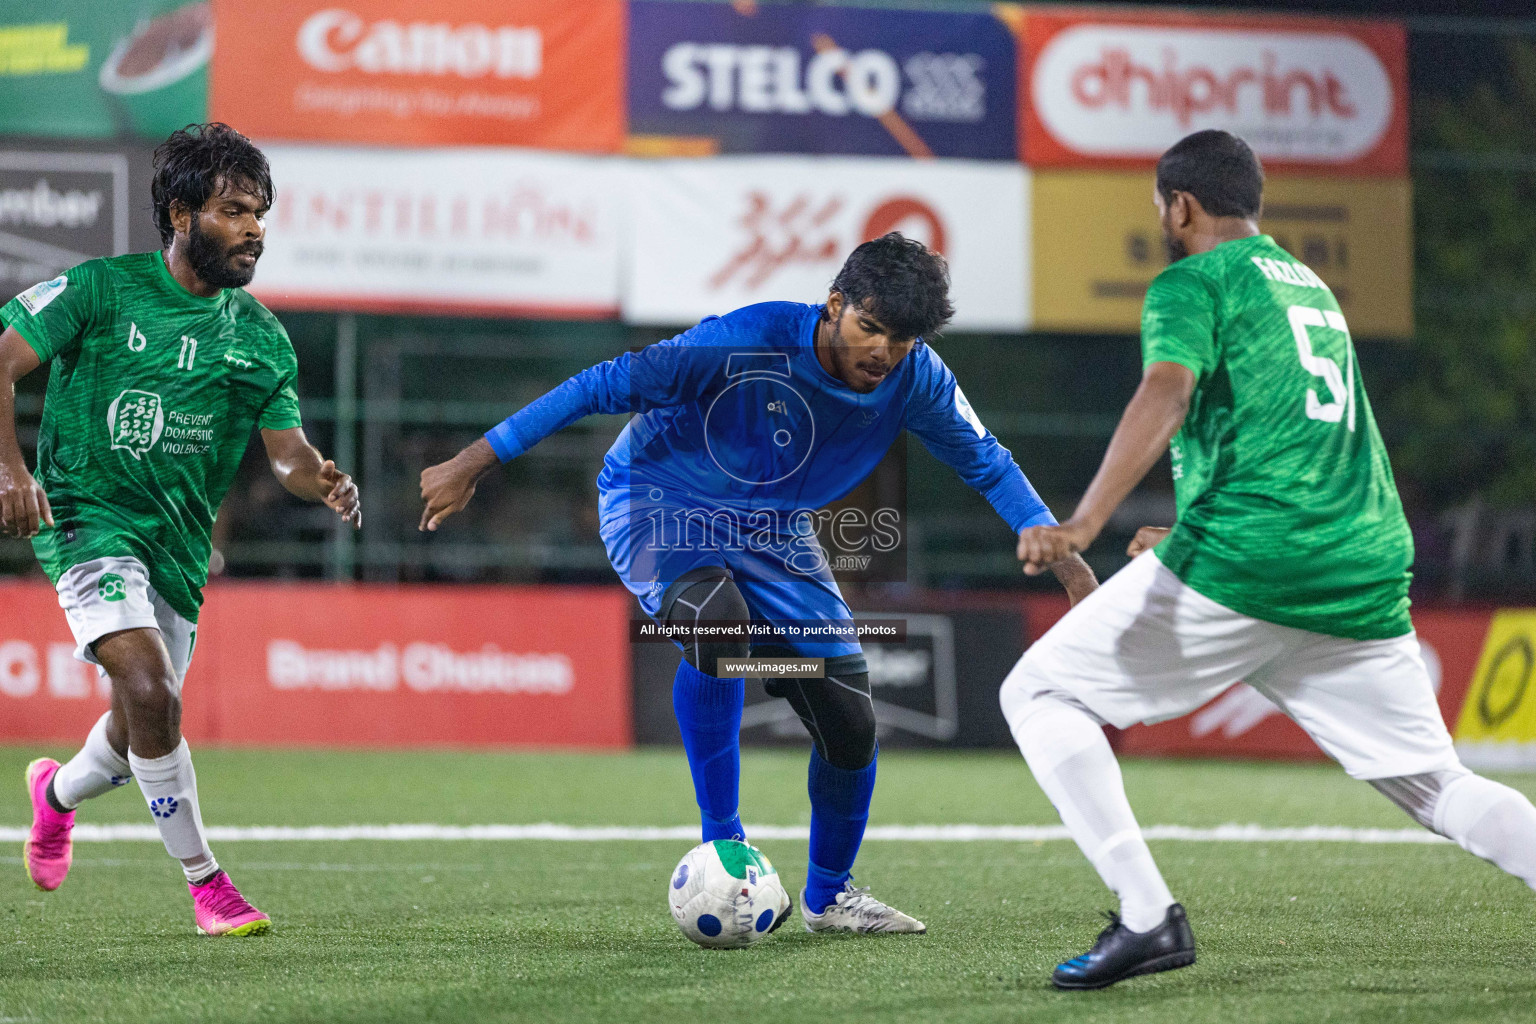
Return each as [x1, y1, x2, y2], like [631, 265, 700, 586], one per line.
[804, 746, 878, 913]
[672, 659, 745, 843]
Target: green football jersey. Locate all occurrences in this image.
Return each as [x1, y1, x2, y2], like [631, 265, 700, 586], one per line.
[1, 251, 302, 622]
[1141, 235, 1413, 641]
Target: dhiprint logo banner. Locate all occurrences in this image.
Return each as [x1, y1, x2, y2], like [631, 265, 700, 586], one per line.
[1020, 11, 1407, 174]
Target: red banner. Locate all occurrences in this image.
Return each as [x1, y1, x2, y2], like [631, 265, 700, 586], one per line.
[1016, 7, 1408, 175]
[210, 0, 626, 151]
[1021, 594, 1490, 762]
[0, 582, 631, 748]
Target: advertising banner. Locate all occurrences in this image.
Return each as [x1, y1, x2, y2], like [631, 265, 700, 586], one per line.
[1453, 610, 1536, 770]
[1018, 595, 1490, 763]
[625, 157, 1029, 331]
[250, 146, 624, 317]
[1017, 8, 1408, 175]
[1030, 170, 1413, 338]
[0, 139, 162, 306]
[0, 1, 209, 141]
[632, 599, 1030, 749]
[210, 0, 625, 152]
[628, 2, 1017, 159]
[0, 582, 632, 748]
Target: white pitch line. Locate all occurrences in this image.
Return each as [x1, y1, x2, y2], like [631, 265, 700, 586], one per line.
[0, 823, 1450, 844]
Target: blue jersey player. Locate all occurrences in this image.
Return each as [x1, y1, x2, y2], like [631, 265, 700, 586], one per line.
[420, 235, 1098, 934]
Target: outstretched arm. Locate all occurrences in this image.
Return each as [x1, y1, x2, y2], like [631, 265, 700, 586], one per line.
[1017, 361, 1194, 575]
[902, 349, 1098, 602]
[418, 320, 730, 533]
[261, 426, 361, 528]
[0, 326, 50, 538]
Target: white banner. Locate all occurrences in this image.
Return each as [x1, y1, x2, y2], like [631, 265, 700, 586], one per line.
[623, 157, 1029, 331]
[251, 146, 623, 316]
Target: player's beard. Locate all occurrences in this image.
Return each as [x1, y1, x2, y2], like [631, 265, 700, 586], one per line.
[188, 217, 261, 289]
[1161, 228, 1189, 264]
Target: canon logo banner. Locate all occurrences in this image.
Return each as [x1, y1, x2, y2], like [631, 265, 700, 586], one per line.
[1022, 13, 1407, 174]
[296, 9, 542, 79]
[210, 0, 624, 150]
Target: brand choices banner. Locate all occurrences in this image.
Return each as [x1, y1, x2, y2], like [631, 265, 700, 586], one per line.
[1019, 8, 1408, 174]
[210, 0, 625, 151]
[0, 582, 631, 747]
[250, 146, 623, 316]
[628, 2, 1017, 159]
[625, 157, 1029, 331]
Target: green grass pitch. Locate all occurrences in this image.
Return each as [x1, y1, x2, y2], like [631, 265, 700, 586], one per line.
[2, 745, 1534, 1023]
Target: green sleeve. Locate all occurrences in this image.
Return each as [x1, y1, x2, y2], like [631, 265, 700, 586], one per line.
[1141, 265, 1219, 378]
[257, 326, 303, 431]
[0, 264, 102, 361]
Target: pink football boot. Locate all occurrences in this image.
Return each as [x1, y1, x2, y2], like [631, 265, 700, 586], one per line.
[23, 758, 74, 891]
[189, 871, 271, 936]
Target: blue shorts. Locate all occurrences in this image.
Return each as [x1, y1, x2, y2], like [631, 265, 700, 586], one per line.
[599, 501, 863, 660]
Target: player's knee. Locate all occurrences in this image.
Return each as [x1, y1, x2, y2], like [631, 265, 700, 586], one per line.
[663, 570, 750, 675]
[816, 673, 877, 771]
[115, 670, 181, 727]
[1371, 767, 1473, 832]
[998, 653, 1054, 730]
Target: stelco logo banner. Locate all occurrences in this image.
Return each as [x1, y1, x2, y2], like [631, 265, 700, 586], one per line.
[1019, 9, 1407, 174]
[624, 157, 1029, 331]
[210, 0, 625, 151]
[629, 2, 1018, 159]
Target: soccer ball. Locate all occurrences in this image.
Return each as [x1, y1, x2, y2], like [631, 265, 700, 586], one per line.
[667, 839, 792, 949]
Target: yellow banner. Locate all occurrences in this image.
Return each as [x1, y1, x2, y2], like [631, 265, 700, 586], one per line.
[1030, 171, 1413, 338]
[1454, 610, 1536, 766]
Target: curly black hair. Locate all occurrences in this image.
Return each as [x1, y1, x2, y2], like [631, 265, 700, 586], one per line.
[151, 123, 273, 245]
[1156, 129, 1264, 220]
[829, 232, 955, 340]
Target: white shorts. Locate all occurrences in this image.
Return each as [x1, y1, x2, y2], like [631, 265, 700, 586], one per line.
[1001, 551, 1460, 781]
[55, 556, 196, 693]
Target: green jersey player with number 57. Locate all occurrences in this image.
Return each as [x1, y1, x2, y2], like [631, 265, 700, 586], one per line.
[1003, 130, 1536, 991]
[0, 124, 361, 936]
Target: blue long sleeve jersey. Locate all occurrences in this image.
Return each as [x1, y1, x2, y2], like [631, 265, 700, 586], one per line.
[485, 302, 1055, 531]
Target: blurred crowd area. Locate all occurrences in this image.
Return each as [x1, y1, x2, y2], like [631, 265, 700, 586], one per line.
[2, 2, 1534, 604]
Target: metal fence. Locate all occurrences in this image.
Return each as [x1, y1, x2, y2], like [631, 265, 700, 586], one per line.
[3, 8, 1534, 602]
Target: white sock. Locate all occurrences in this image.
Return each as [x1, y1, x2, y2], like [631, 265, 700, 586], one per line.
[52, 712, 133, 809]
[1434, 773, 1536, 890]
[1009, 694, 1175, 932]
[128, 740, 219, 885]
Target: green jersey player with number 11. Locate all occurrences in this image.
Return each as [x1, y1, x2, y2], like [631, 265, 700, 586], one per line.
[1, 124, 361, 936]
[1004, 130, 1536, 990]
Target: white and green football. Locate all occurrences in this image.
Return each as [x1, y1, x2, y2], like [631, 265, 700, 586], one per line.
[667, 840, 792, 949]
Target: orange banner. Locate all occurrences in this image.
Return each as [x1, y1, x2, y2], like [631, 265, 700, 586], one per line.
[210, 0, 625, 151]
[1015, 7, 1408, 175]
[0, 582, 632, 748]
